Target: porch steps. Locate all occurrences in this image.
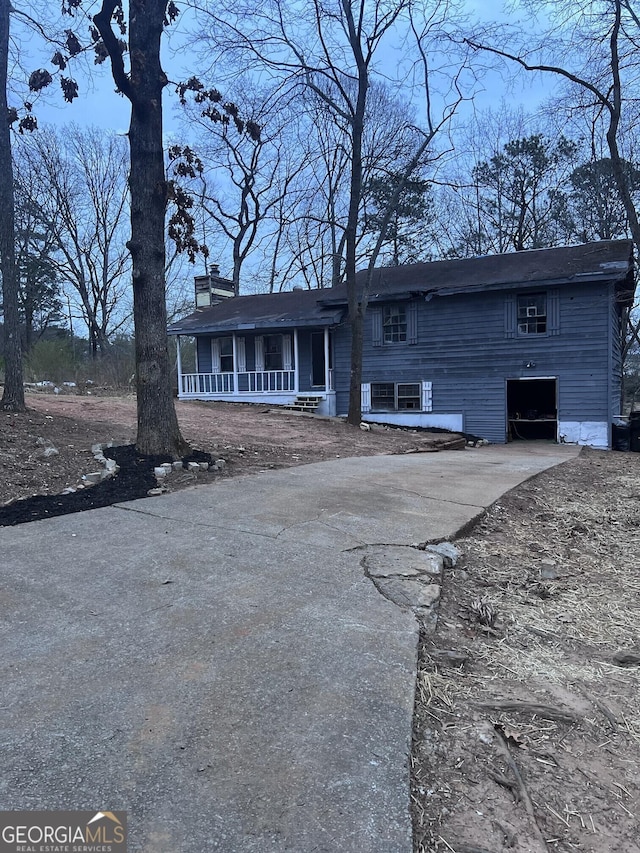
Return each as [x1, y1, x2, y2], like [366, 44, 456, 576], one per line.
[285, 395, 323, 413]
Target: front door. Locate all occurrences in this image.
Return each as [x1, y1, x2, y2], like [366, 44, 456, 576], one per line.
[311, 332, 325, 387]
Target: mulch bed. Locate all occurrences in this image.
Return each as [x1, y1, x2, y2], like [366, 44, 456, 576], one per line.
[0, 445, 212, 527]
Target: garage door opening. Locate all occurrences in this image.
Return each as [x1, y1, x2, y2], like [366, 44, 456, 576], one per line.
[507, 378, 557, 440]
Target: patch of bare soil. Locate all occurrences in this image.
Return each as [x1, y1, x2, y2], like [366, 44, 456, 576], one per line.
[0, 391, 458, 524]
[412, 448, 640, 853]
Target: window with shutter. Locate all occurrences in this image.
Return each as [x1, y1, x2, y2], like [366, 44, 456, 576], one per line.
[517, 293, 547, 334]
[367, 381, 427, 411]
[383, 304, 407, 342]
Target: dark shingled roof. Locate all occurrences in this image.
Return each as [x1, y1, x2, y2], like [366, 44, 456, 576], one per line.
[168, 240, 634, 334]
[350, 239, 635, 302]
[168, 288, 344, 335]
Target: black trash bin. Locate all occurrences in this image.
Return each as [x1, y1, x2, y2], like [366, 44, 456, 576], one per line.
[630, 412, 640, 452]
[613, 420, 631, 452]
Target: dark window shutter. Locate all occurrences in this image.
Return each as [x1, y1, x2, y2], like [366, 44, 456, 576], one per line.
[407, 302, 418, 345]
[548, 290, 560, 335]
[505, 295, 516, 338]
[372, 307, 382, 347]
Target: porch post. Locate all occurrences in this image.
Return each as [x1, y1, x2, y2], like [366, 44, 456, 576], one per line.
[176, 335, 183, 398]
[231, 332, 238, 393]
[324, 326, 330, 391]
[293, 328, 299, 394]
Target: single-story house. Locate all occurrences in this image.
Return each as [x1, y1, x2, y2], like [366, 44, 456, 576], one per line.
[168, 240, 634, 448]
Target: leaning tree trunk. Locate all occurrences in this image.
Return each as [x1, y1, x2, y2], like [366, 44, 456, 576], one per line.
[0, 0, 25, 412]
[95, 0, 188, 456]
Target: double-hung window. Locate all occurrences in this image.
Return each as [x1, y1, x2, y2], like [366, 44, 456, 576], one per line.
[372, 302, 417, 346]
[383, 305, 407, 343]
[264, 335, 283, 370]
[371, 383, 396, 410]
[212, 337, 233, 373]
[219, 337, 234, 372]
[255, 334, 293, 372]
[367, 381, 429, 412]
[517, 294, 547, 335]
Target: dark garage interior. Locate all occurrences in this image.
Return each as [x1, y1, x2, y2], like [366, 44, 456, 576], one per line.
[507, 378, 558, 440]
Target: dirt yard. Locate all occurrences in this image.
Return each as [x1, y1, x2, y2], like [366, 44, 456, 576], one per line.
[2, 390, 639, 852]
[413, 449, 640, 853]
[0, 391, 460, 513]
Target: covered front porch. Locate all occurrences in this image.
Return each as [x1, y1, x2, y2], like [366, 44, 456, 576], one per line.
[174, 327, 336, 416]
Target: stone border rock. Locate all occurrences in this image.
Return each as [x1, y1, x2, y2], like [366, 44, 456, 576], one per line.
[58, 442, 120, 495]
[149, 457, 227, 495]
[362, 542, 461, 634]
[57, 443, 229, 498]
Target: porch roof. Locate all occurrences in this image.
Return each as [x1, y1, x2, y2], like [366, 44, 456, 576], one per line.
[168, 288, 344, 336]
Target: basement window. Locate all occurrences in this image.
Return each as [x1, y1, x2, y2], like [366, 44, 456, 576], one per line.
[517, 293, 547, 335]
[371, 381, 421, 411]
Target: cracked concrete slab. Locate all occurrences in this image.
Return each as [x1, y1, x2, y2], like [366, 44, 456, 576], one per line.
[1, 510, 416, 853]
[0, 442, 577, 852]
[363, 545, 443, 578]
[115, 444, 578, 547]
[362, 546, 443, 632]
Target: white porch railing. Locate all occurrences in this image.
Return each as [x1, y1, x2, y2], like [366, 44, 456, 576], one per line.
[179, 370, 296, 395]
[181, 373, 234, 395]
[246, 370, 295, 392]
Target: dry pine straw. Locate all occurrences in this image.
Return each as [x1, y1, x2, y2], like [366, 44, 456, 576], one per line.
[411, 449, 640, 853]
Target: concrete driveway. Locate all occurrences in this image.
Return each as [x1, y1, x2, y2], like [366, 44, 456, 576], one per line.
[0, 443, 578, 852]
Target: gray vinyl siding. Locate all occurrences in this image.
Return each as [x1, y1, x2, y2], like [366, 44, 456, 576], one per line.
[610, 285, 624, 416]
[335, 283, 613, 443]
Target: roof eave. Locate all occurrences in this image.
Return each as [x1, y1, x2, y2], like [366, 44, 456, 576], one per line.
[168, 314, 342, 336]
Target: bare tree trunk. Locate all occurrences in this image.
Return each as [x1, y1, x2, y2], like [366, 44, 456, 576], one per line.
[127, 2, 187, 454]
[0, 0, 24, 411]
[344, 3, 368, 426]
[95, 0, 188, 456]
